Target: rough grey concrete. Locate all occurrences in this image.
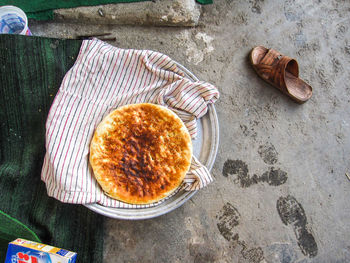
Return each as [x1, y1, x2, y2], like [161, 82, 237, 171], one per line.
[54, 0, 201, 26]
[30, 0, 350, 262]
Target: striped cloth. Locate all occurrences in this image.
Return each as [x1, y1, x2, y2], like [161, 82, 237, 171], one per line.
[41, 39, 219, 208]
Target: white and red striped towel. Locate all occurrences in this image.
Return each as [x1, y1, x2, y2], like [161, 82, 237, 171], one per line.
[41, 39, 219, 208]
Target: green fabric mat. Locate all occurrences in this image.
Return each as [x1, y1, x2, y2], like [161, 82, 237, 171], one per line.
[0, 34, 104, 262]
[0, 210, 41, 260]
[0, 0, 212, 20]
[0, 0, 150, 20]
[197, 0, 213, 4]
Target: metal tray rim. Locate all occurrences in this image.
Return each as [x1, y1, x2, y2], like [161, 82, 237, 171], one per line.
[84, 61, 219, 220]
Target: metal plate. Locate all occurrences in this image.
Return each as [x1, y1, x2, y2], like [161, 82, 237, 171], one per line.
[84, 62, 219, 220]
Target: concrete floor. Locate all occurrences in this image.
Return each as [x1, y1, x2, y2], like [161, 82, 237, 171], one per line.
[31, 0, 350, 262]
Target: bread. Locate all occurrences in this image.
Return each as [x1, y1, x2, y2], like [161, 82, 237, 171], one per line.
[89, 103, 192, 204]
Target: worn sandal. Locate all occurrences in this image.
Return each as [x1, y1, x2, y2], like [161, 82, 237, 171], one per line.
[250, 46, 312, 103]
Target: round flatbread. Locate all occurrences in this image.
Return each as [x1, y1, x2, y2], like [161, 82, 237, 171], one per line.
[89, 103, 192, 204]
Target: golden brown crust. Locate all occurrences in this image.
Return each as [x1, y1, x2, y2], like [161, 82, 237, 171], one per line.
[89, 103, 192, 204]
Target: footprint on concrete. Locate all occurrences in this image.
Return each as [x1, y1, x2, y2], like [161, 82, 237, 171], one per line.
[222, 159, 287, 187]
[222, 159, 250, 186]
[258, 143, 278, 165]
[216, 203, 242, 257]
[276, 195, 318, 258]
[216, 203, 264, 262]
[240, 124, 257, 139]
[216, 202, 241, 241]
[284, 0, 304, 22]
[241, 246, 264, 263]
[260, 167, 288, 186]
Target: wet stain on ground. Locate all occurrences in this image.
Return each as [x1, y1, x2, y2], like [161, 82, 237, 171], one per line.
[189, 243, 218, 263]
[240, 124, 257, 139]
[240, 124, 249, 136]
[332, 57, 343, 74]
[222, 159, 250, 186]
[216, 202, 240, 241]
[277, 195, 318, 258]
[241, 246, 265, 263]
[260, 167, 288, 186]
[258, 143, 278, 164]
[222, 159, 287, 187]
[216, 203, 264, 262]
[284, 0, 304, 21]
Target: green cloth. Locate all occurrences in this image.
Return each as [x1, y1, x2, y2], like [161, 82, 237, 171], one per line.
[0, 34, 104, 263]
[0, 0, 212, 20]
[0, 0, 149, 20]
[0, 210, 41, 260]
[196, 0, 213, 4]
